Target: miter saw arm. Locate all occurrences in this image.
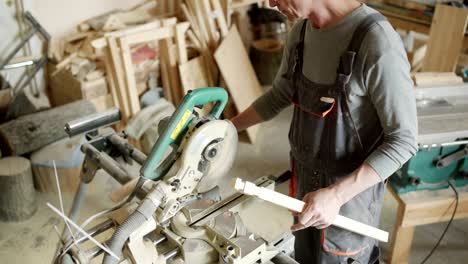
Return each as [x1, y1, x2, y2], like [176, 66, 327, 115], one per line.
[141, 88, 228, 181]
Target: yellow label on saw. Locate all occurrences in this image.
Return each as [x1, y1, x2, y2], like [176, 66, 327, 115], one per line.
[171, 110, 192, 140]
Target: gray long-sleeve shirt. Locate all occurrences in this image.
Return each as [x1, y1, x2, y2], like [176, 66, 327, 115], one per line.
[252, 4, 418, 180]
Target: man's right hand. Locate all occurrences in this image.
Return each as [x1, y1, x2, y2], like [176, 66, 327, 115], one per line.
[230, 106, 264, 132]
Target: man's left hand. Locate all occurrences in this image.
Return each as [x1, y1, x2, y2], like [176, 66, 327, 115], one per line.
[291, 187, 343, 231]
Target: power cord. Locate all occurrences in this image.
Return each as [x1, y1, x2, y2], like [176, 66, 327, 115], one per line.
[420, 181, 459, 264]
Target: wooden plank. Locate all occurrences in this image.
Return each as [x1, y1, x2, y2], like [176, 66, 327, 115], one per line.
[190, 0, 213, 49]
[401, 189, 468, 227]
[211, 0, 229, 37]
[175, 23, 190, 64]
[412, 72, 463, 87]
[201, 0, 219, 44]
[107, 37, 131, 122]
[423, 4, 468, 72]
[119, 37, 141, 117]
[103, 48, 121, 110]
[388, 225, 415, 264]
[179, 56, 210, 94]
[388, 185, 414, 264]
[220, 0, 232, 27]
[214, 26, 262, 143]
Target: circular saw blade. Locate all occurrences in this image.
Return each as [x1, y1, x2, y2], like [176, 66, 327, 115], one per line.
[196, 120, 238, 193]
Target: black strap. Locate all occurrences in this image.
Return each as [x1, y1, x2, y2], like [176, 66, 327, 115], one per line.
[346, 13, 387, 54]
[337, 13, 387, 78]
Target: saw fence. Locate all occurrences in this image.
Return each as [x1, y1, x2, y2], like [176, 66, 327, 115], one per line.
[48, 0, 270, 143]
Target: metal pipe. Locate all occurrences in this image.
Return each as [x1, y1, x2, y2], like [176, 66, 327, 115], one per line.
[152, 235, 167, 246]
[81, 143, 133, 184]
[0, 29, 36, 70]
[163, 248, 179, 260]
[108, 134, 147, 165]
[65, 108, 121, 137]
[420, 139, 468, 149]
[17, 56, 47, 94]
[2, 59, 35, 70]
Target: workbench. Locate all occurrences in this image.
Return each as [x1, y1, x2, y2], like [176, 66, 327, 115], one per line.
[387, 185, 468, 264]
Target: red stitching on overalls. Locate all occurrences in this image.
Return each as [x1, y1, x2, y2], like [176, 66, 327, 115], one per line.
[289, 160, 296, 198]
[321, 230, 367, 257]
[290, 100, 336, 118]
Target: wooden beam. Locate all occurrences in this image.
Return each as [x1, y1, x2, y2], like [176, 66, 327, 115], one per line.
[234, 178, 389, 243]
[107, 37, 131, 121]
[423, 4, 468, 72]
[118, 37, 141, 117]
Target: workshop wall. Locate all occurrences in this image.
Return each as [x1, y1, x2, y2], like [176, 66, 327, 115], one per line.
[28, 0, 146, 38]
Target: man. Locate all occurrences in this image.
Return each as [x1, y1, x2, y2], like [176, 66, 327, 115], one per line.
[231, 0, 418, 263]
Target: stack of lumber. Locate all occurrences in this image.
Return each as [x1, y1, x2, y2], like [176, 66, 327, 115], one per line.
[48, 0, 268, 143]
[48, 1, 161, 112]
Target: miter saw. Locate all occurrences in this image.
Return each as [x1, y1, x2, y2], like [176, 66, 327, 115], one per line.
[54, 88, 296, 264]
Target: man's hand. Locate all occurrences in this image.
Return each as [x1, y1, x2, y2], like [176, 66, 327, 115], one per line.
[291, 187, 343, 231]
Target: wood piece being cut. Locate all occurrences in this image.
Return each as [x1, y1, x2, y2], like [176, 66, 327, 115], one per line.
[0, 157, 37, 221]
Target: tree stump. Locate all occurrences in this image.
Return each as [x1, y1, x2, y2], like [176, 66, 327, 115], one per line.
[0, 100, 96, 156]
[31, 136, 85, 193]
[0, 157, 38, 221]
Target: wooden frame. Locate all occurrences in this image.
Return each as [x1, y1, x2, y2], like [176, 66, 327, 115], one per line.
[93, 19, 189, 123]
[387, 186, 468, 264]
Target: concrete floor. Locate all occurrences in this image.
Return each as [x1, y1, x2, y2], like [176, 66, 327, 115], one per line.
[1, 106, 467, 263]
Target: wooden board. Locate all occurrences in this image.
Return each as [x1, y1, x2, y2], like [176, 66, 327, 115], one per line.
[179, 56, 210, 94]
[214, 26, 262, 143]
[108, 37, 131, 121]
[119, 37, 141, 117]
[411, 72, 464, 87]
[398, 187, 468, 227]
[423, 4, 468, 72]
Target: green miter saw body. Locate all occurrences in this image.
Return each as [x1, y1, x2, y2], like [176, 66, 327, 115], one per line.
[141, 87, 234, 183]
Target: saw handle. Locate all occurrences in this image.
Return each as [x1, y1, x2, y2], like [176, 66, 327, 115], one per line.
[234, 178, 389, 243]
[141, 87, 228, 181]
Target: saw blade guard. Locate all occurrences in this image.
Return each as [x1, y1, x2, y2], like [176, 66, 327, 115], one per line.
[141, 87, 228, 181]
[196, 120, 238, 193]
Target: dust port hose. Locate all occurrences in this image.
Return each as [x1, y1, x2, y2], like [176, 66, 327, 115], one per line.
[102, 185, 165, 264]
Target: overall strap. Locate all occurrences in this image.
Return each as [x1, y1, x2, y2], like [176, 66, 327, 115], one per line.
[337, 13, 387, 80]
[347, 13, 387, 54]
[283, 19, 308, 80]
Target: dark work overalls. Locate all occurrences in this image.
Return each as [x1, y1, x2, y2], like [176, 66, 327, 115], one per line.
[285, 14, 387, 264]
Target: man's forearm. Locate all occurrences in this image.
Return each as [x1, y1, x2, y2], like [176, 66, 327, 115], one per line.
[328, 163, 382, 206]
[230, 106, 264, 132]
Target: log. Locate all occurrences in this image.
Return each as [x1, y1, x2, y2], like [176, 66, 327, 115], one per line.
[0, 100, 96, 156]
[0, 157, 37, 221]
[30, 136, 85, 193]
